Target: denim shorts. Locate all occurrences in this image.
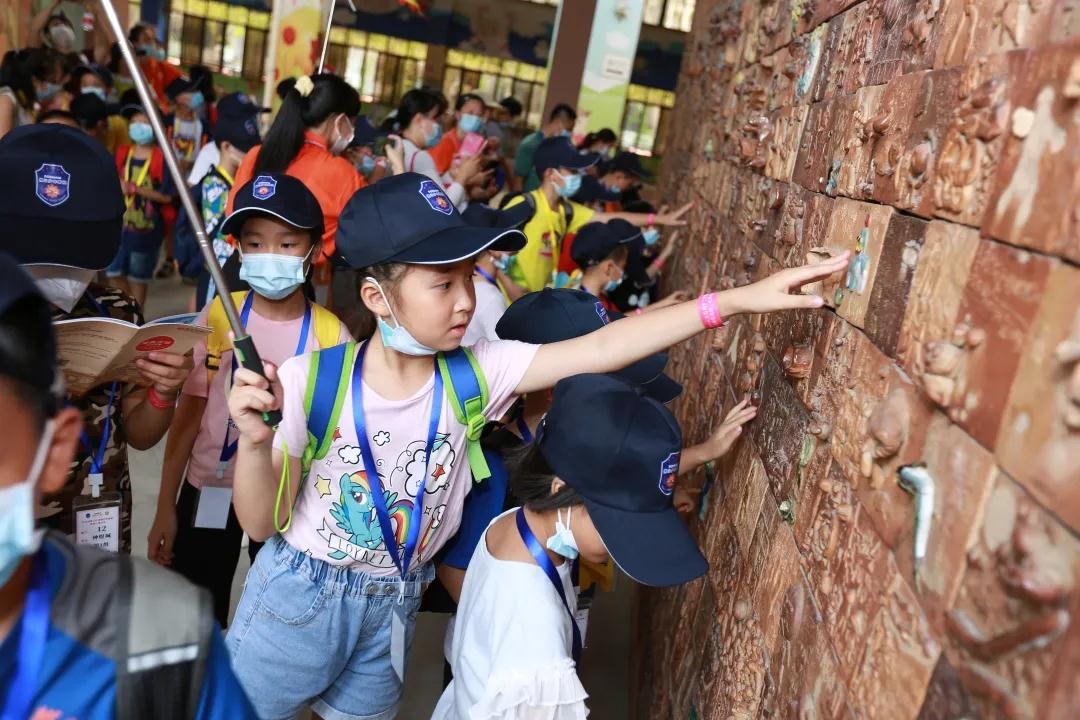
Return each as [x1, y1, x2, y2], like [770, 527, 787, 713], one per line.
[226, 535, 434, 720]
[105, 244, 158, 283]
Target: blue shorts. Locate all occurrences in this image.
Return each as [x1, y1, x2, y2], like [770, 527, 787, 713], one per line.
[106, 244, 158, 283]
[226, 535, 433, 720]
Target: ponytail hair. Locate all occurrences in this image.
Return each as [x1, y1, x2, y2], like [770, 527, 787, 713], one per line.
[384, 87, 446, 134]
[253, 73, 360, 174]
[0, 48, 61, 110]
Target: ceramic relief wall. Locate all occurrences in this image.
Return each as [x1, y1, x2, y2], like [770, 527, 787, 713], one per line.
[634, 0, 1080, 717]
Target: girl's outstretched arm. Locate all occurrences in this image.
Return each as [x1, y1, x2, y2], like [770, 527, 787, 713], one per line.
[516, 252, 851, 395]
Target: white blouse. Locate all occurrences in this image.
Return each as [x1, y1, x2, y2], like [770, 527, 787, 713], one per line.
[403, 137, 468, 211]
[431, 509, 589, 720]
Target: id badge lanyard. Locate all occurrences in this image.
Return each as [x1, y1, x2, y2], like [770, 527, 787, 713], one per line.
[2, 551, 51, 720]
[352, 341, 442, 683]
[515, 508, 582, 661]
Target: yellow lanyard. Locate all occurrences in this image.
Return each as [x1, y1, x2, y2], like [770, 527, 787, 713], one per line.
[123, 149, 152, 210]
[215, 164, 235, 186]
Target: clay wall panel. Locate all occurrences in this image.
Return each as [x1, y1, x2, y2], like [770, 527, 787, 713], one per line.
[640, 0, 1080, 717]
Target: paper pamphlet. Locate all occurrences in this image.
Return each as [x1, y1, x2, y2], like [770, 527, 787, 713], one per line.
[55, 315, 211, 395]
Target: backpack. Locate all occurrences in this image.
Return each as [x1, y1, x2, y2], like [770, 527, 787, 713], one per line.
[203, 291, 342, 384]
[497, 189, 575, 227]
[52, 533, 214, 719]
[115, 144, 165, 186]
[301, 341, 493, 482]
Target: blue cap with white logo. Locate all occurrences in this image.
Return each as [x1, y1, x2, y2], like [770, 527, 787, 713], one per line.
[538, 373, 706, 586]
[495, 288, 681, 403]
[334, 172, 526, 269]
[0, 124, 123, 269]
[221, 172, 324, 238]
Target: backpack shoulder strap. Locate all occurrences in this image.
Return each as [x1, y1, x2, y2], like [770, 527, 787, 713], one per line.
[437, 347, 491, 482]
[115, 552, 214, 720]
[303, 341, 355, 473]
[150, 148, 165, 185]
[204, 291, 248, 383]
[561, 198, 574, 226]
[310, 303, 344, 349]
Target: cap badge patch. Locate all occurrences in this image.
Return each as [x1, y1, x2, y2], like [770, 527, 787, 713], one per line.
[595, 301, 610, 325]
[659, 451, 680, 496]
[253, 175, 277, 200]
[34, 163, 70, 207]
[419, 179, 453, 215]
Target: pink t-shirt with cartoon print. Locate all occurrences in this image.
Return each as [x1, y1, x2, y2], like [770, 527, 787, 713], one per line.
[272, 339, 539, 576]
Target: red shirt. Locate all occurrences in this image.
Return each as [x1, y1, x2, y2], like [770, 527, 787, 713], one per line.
[228, 131, 365, 262]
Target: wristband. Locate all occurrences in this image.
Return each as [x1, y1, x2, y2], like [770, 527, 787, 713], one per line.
[647, 212, 656, 226]
[698, 293, 725, 329]
[147, 386, 176, 410]
[653, 257, 666, 270]
[634, 308, 644, 316]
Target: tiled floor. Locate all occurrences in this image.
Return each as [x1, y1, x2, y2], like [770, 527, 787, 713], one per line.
[129, 275, 631, 719]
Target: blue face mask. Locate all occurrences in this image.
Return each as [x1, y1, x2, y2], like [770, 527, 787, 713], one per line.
[357, 154, 377, 175]
[186, 92, 204, 110]
[607, 183, 622, 194]
[239, 249, 311, 300]
[82, 87, 107, 101]
[545, 506, 579, 560]
[643, 227, 660, 246]
[458, 113, 483, 134]
[128, 122, 154, 145]
[556, 171, 582, 198]
[367, 278, 438, 356]
[36, 82, 61, 102]
[424, 119, 443, 148]
[558, 129, 571, 138]
[492, 254, 513, 272]
[0, 422, 53, 587]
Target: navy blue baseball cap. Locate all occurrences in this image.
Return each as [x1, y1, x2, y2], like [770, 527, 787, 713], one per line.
[70, 92, 109, 127]
[334, 172, 526, 269]
[221, 173, 324, 238]
[213, 112, 261, 153]
[348, 115, 378, 148]
[0, 253, 57, 396]
[0, 124, 123, 269]
[606, 151, 652, 181]
[216, 91, 269, 118]
[570, 222, 633, 269]
[461, 201, 533, 231]
[495, 289, 680, 403]
[533, 135, 598, 177]
[165, 76, 198, 100]
[572, 174, 621, 205]
[539, 373, 705, 586]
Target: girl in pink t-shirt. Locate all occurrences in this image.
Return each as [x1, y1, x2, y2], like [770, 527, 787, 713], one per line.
[224, 172, 851, 720]
[147, 173, 349, 628]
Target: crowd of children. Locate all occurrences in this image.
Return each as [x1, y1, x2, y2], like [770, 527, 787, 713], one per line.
[0, 17, 853, 720]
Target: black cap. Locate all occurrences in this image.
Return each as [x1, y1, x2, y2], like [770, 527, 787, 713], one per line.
[70, 92, 109, 127]
[70, 64, 112, 89]
[607, 151, 652, 180]
[213, 112, 261, 153]
[570, 222, 632, 269]
[120, 103, 146, 120]
[495, 288, 680, 403]
[348, 115, 378, 148]
[221, 173, 324, 238]
[216, 91, 269, 118]
[165, 76, 198, 100]
[539, 374, 705, 586]
[0, 124, 123, 269]
[335, 172, 526, 269]
[533, 135, 598, 177]
[572, 174, 621, 205]
[461, 201, 533, 231]
[605, 218, 643, 243]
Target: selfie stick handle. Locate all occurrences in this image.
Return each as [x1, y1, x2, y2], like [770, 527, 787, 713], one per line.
[97, 0, 280, 427]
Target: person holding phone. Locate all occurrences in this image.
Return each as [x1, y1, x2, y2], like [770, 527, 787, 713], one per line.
[429, 92, 488, 174]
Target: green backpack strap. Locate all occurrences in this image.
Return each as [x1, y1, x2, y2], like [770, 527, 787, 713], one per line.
[437, 347, 491, 482]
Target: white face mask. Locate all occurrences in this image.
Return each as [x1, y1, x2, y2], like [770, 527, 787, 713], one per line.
[329, 115, 354, 156]
[48, 23, 76, 52]
[0, 421, 54, 587]
[24, 265, 96, 313]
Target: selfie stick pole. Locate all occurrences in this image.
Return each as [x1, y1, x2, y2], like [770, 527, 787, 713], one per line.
[97, 0, 281, 426]
[316, 0, 356, 73]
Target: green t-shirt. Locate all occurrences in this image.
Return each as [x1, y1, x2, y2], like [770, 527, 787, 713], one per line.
[512, 131, 544, 191]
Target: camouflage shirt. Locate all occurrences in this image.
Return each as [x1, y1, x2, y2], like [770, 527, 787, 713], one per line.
[43, 283, 142, 554]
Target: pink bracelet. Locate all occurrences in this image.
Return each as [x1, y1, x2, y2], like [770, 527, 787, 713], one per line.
[647, 212, 656, 226]
[698, 293, 725, 329]
[653, 257, 666, 270]
[147, 386, 176, 410]
[634, 308, 644, 316]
